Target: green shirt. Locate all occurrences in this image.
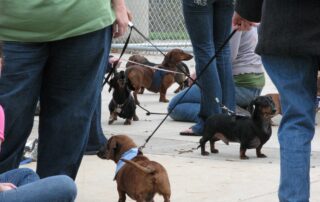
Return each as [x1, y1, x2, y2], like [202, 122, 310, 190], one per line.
[0, 0, 115, 42]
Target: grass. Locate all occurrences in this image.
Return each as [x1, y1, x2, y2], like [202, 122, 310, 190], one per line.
[150, 32, 189, 40]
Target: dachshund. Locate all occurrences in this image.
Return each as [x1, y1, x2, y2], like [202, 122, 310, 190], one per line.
[108, 70, 138, 125]
[125, 49, 193, 104]
[126, 54, 190, 94]
[97, 135, 171, 202]
[199, 96, 275, 159]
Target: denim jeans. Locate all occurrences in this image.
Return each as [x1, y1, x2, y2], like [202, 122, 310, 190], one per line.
[261, 55, 319, 202]
[235, 86, 262, 108]
[0, 168, 77, 201]
[0, 27, 112, 179]
[182, 0, 236, 134]
[168, 84, 258, 123]
[168, 85, 201, 123]
[86, 95, 107, 152]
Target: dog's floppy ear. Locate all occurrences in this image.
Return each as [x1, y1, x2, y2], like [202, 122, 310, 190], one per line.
[163, 51, 173, 65]
[106, 136, 120, 161]
[266, 95, 277, 115]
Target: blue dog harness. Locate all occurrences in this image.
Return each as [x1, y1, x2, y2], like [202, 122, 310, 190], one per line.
[114, 148, 139, 179]
[149, 69, 166, 92]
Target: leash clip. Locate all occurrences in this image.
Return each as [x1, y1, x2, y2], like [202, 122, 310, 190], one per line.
[128, 21, 134, 28]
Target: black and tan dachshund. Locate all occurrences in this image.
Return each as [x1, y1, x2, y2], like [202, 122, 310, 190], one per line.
[108, 70, 138, 125]
[199, 96, 275, 159]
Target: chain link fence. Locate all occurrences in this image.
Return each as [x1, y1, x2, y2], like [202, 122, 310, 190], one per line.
[112, 0, 192, 54]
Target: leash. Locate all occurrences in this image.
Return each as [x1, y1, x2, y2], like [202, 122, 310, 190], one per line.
[119, 58, 185, 75]
[103, 25, 133, 88]
[139, 29, 238, 151]
[136, 104, 168, 116]
[128, 22, 201, 89]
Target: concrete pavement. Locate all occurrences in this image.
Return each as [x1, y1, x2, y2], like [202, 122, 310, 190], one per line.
[24, 53, 320, 202]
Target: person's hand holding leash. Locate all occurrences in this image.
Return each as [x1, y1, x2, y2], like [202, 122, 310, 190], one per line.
[112, 0, 132, 38]
[232, 12, 256, 31]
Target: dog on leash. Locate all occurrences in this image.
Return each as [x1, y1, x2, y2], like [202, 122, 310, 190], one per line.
[199, 96, 275, 159]
[125, 49, 193, 104]
[108, 70, 138, 125]
[126, 54, 190, 94]
[97, 135, 171, 202]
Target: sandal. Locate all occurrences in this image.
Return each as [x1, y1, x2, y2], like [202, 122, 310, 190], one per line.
[179, 128, 200, 136]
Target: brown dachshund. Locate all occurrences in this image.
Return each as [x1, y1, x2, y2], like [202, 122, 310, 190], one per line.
[125, 49, 193, 104]
[97, 135, 171, 202]
[126, 54, 190, 94]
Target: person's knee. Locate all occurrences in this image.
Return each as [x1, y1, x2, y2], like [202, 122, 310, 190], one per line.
[56, 175, 77, 201]
[16, 168, 40, 185]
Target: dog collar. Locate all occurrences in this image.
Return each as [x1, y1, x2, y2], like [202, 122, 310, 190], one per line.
[114, 148, 139, 178]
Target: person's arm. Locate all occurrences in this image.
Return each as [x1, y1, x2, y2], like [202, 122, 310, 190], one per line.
[111, 0, 131, 38]
[235, 0, 263, 22]
[232, 0, 263, 31]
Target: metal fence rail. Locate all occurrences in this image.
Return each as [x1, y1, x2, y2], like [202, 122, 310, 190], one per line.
[112, 0, 192, 54]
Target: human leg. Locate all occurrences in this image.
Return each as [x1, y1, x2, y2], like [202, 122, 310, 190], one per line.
[235, 86, 262, 108]
[262, 55, 318, 202]
[37, 27, 112, 179]
[0, 168, 39, 186]
[213, 0, 235, 111]
[0, 42, 48, 173]
[0, 175, 77, 202]
[168, 85, 201, 122]
[182, 0, 221, 134]
[86, 95, 107, 154]
[182, 0, 235, 133]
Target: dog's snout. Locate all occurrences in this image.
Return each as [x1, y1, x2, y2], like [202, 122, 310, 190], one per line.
[97, 144, 108, 159]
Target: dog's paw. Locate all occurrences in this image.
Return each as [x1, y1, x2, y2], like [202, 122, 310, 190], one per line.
[201, 151, 210, 156]
[108, 120, 114, 125]
[240, 155, 249, 160]
[124, 120, 131, 125]
[210, 149, 219, 154]
[133, 115, 139, 121]
[159, 99, 169, 103]
[257, 153, 267, 158]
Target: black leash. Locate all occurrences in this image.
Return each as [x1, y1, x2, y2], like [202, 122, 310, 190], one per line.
[136, 104, 168, 116]
[139, 29, 238, 151]
[103, 26, 133, 88]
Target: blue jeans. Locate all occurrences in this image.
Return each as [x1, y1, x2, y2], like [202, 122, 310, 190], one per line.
[261, 55, 318, 202]
[235, 86, 262, 108]
[182, 0, 236, 134]
[168, 85, 258, 123]
[0, 27, 112, 179]
[86, 95, 107, 152]
[168, 85, 201, 123]
[0, 168, 76, 201]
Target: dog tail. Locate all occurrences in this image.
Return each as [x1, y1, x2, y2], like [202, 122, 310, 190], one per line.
[121, 158, 156, 174]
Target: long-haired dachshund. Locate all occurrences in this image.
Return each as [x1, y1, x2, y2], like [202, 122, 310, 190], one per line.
[97, 135, 171, 202]
[108, 70, 138, 125]
[199, 96, 275, 159]
[125, 49, 193, 104]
